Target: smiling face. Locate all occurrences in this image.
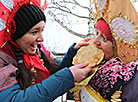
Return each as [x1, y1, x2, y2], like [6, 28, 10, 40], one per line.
[16, 21, 45, 54]
[93, 29, 114, 60]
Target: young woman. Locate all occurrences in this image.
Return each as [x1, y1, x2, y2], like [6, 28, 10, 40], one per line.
[0, 1, 92, 102]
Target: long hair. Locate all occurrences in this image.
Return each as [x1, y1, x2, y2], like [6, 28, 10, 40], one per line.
[9, 42, 59, 89]
[37, 44, 59, 74]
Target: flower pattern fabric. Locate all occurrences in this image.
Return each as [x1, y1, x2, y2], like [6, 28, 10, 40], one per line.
[0, 64, 17, 91]
[89, 57, 138, 100]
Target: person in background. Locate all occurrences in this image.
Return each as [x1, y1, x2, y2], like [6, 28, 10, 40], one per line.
[0, 1, 92, 102]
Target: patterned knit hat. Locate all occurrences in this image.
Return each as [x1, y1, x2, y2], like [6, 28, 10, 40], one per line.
[95, 18, 112, 43]
[11, 4, 46, 40]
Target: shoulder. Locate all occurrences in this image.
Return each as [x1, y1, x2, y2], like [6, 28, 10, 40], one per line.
[0, 43, 17, 65]
[0, 42, 16, 59]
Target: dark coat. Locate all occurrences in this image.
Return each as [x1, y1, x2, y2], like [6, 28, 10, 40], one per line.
[121, 71, 138, 102]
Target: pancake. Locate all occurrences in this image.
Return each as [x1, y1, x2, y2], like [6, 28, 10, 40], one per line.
[73, 40, 104, 68]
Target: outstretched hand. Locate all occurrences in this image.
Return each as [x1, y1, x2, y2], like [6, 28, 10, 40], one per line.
[69, 63, 91, 81]
[74, 37, 92, 49]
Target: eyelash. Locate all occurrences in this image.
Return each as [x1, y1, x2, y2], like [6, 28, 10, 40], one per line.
[103, 36, 108, 41]
[95, 31, 108, 41]
[96, 31, 99, 35]
[32, 28, 44, 34]
[31, 31, 38, 34]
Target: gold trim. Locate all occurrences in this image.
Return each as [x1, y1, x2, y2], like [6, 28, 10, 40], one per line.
[85, 85, 108, 102]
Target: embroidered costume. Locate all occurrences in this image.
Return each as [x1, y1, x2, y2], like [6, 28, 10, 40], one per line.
[0, 0, 79, 102]
[80, 0, 138, 102]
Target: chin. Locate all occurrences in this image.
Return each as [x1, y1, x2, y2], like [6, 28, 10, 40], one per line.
[27, 50, 36, 54]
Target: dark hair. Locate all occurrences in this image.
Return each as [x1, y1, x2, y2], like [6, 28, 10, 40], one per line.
[9, 42, 58, 89]
[37, 44, 59, 74]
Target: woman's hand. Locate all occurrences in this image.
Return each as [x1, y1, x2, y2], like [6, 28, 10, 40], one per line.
[69, 63, 91, 81]
[74, 37, 92, 49]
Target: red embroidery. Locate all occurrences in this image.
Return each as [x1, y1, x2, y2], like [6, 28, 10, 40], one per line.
[0, 64, 17, 91]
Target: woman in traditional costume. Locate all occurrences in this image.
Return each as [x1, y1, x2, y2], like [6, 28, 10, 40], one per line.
[74, 0, 138, 102]
[0, 0, 92, 102]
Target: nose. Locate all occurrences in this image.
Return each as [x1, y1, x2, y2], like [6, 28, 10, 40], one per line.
[37, 33, 44, 42]
[93, 35, 101, 46]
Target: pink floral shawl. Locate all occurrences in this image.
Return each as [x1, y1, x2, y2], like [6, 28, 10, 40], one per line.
[89, 57, 138, 100]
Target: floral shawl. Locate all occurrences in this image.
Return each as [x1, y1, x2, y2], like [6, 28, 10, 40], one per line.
[0, 43, 17, 91]
[0, 42, 51, 91]
[88, 57, 138, 100]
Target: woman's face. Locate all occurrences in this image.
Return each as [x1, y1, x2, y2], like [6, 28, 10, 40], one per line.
[93, 29, 114, 60]
[16, 21, 45, 54]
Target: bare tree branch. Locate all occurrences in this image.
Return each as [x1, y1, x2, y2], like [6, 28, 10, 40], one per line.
[72, 0, 90, 10]
[48, 10, 87, 38]
[46, 0, 95, 39]
[48, 6, 89, 19]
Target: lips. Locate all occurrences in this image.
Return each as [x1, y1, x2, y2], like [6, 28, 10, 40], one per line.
[30, 44, 37, 51]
